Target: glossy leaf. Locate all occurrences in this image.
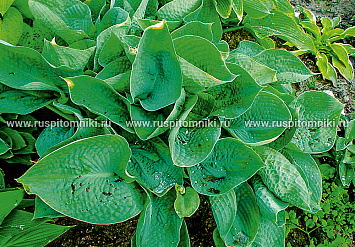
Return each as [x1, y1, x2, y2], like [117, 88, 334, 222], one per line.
[18, 135, 146, 224]
[207, 63, 262, 118]
[157, 0, 202, 21]
[251, 175, 288, 226]
[316, 53, 337, 86]
[209, 189, 237, 239]
[126, 137, 183, 196]
[33, 196, 64, 219]
[224, 183, 259, 247]
[0, 188, 24, 224]
[131, 20, 182, 111]
[0, 7, 23, 45]
[174, 187, 200, 217]
[339, 162, 354, 187]
[289, 91, 344, 153]
[136, 190, 183, 247]
[66, 75, 133, 132]
[189, 138, 265, 196]
[227, 91, 291, 145]
[254, 146, 312, 211]
[29, 0, 95, 44]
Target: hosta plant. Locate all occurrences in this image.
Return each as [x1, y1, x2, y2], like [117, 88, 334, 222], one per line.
[0, 0, 347, 246]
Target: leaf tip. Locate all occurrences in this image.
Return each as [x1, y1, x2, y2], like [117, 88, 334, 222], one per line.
[148, 20, 166, 30]
[64, 78, 74, 88]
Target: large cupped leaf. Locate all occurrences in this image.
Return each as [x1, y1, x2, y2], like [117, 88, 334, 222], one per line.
[282, 143, 322, 212]
[224, 183, 260, 247]
[157, 0, 202, 21]
[18, 135, 146, 224]
[207, 63, 262, 118]
[0, 41, 77, 95]
[174, 186, 200, 217]
[42, 39, 95, 71]
[0, 188, 25, 224]
[227, 51, 277, 85]
[209, 189, 237, 239]
[65, 75, 133, 133]
[289, 91, 344, 153]
[227, 91, 292, 145]
[251, 216, 285, 247]
[0, 209, 73, 247]
[130, 20, 182, 111]
[251, 175, 288, 226]
[251, 49, 315, 83]
[184, 0, 222, 42]
[245, 10, 317, 52]
[254, 146, 312, 211]
[136, 190, 183, 247]
[125, 136, 183, 196]
[0, 7, 23, 45]
[173, 35, 236, 92]
[189, 138, 265, 196]
[29, 0, 95, 44]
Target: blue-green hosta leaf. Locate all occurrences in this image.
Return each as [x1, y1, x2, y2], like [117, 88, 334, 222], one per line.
[185, 92, 214, 121]
[213, 228, 227, 247]
[100, 70, 131, 93]
[40, 118, 111, 157]
[234, 40, 265, 57]
[0, 89, 58, 115]
[171, 21, 213, 41]
[209, 189, 237, 239]
[246, 10, 317, 52]
[289, 91, 344, 153]
[18, 135, 146, 224]
[251, 176, 288, 226]
[339, 162, 354, 187]
[227, 51, 277, 85]
[35, 123, 75, 157]
[0, 138, 10, 155]
[316, 53, 337, 86]
[251, 216, 285, 247]
[33, 196, 64, 219]
[282, 143, 322, 212]
[136, 190, 183, 247]
[0, 188, 24, 224]
[1, 127, 26, 151]
[227, 91, 291, 145]
[254, 146, 312, 211]
[96, 7, 130, 34]
[13, 132, 36, 155]
[125, 136, 183, 196]
[130, 88, 187, 140]
[84, 0, 106, 22]
[174, 36, 236, 92]
[177, 220, 191, 247]
[0, 40, 77, 96]
[42, 39, 95, 71]
[29, 0, 95, 44]
[252, 49, 315, 83]
[184, 0, 222, 42]
[129, 0, 152, 34]
[174, 186, 200, 217]
[224, 183, 259, 247]
[169, 117, 221, 167]
[330, 43, 354, 81]
[243, 0, 271, 19]
[216, 40, 229, 60]
[207, 63, 262, 118]
[0, 209, 73, 247]
[0, 7, 23, 45]
[65, 76, 133, 133]
[0, 0, 14, 15]
[94, 23, 130, 70]
[190, 138, 265, 196]
[215, 0, 232, 19]
[96, 56, 132, 80]
[157, 0, 202, 21]
[136, 18, 181, 32]
[131, 20, 182, 111]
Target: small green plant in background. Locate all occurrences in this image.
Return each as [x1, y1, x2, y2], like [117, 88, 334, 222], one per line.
[291, 7, 355, 86]
[285, 159, 355, 247]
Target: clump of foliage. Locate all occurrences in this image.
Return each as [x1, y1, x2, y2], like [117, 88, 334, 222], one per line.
[0, 0, 351, 246]
[286, 155, 355, 247]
